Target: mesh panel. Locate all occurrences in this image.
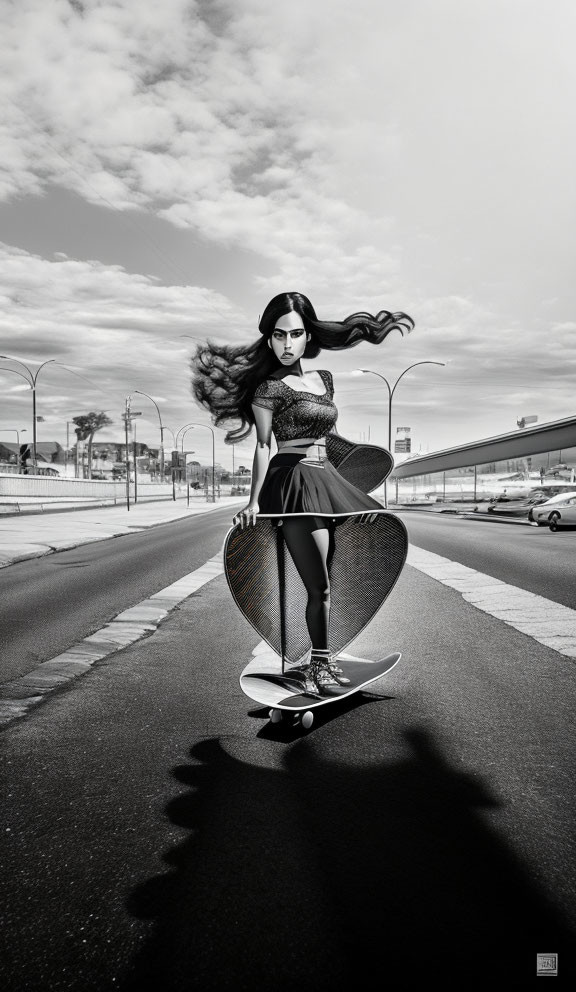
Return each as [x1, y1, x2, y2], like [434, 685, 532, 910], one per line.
[225, 512, 407, 664]
[325, 433, 393, 494]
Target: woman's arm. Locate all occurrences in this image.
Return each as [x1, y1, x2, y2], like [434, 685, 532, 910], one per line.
[233, 404, 272, 527]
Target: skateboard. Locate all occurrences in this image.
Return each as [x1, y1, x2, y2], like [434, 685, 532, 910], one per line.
[240, 645, 401, 729]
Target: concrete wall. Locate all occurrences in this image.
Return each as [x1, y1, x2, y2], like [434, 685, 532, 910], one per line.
[0, 473, 173, 499]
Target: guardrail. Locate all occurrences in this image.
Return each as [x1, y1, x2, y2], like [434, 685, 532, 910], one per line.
[0, 473, 175, 499]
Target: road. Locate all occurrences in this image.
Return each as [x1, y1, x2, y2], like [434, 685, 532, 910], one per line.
[2, 508, 575, 684]
[0, 506, 234, 683]
[1, 510, 575, 989]
[396, 509, 576, 608]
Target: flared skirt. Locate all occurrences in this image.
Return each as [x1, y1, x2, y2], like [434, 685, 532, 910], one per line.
[258, 452, 382, 517]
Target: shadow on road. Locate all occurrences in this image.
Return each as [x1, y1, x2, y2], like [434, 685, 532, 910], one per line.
[121, 730, 575, 990]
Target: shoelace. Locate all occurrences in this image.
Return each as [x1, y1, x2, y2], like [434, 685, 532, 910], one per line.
[306, 651, 350, 692]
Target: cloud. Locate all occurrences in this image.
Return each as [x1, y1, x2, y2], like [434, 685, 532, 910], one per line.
[1, 0, 575, 454]
[0, 0, 408, 299]
[3, 0, 575, 312]
[0, 240, 252, 456]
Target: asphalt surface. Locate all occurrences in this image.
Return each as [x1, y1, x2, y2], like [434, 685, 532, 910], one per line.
[397, 509, 576, 609]
[1, 512, 576, 989]
[0, 510, 576, 992]
[0, 506, 234, 683]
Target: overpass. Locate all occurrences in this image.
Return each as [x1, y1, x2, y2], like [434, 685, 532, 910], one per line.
[389, 415, 576, 501]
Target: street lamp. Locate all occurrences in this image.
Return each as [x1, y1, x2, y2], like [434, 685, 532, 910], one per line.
[175, 423, 190, 448]
[133, 390, 168, 483]
[179, 423, 216, 501]
[122, 395, 143, 510]
[355, 361, 445, 507]
[162, 426, 176, 449]
[0, 428, 26, 446]
[0, 357, 58, 472]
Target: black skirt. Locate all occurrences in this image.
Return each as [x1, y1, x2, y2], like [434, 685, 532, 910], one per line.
[258, 452, 382, 520]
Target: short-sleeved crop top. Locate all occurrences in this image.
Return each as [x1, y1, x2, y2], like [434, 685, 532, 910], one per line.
[252, 369, 338, 442]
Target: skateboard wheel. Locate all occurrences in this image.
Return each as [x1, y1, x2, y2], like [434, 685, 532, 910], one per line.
[269, 709, 282, 724]
[301, 711, 314, 729]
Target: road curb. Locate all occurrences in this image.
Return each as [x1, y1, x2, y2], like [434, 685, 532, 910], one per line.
[0, 499, 244, 570]
[395, 507, 534, 525]
[0, 552, 225, 730]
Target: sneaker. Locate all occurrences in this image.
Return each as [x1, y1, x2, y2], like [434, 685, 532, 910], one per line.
[304, 655, 350, 694]
[310, 649, 348, 680]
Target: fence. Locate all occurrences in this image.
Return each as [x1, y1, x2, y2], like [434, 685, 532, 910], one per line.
[0, 473, 174, 502]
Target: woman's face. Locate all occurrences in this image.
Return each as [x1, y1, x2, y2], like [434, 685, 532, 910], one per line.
[269, 311, 309, 366]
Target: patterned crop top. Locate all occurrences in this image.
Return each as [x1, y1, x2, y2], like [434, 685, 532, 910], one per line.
[252, 369, 338, 442]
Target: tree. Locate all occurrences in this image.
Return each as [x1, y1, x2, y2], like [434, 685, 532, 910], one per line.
[73, 412, 113, 479]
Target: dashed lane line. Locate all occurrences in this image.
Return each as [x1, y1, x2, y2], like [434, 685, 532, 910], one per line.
[0, 552, 225, 729]
[2, 543, 574, 730]
[407, 545, 576, 660]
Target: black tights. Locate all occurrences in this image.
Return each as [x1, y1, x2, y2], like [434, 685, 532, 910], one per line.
[281, 519, 334, 651]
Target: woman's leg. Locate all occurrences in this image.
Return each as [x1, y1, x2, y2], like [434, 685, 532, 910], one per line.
[281, 518, 331, 650]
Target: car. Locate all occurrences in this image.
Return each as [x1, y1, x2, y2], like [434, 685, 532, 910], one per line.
[486, 492, 551, 517]
[486, 486, 576, 518]
[529, 491, 576, 525]
[548, 501, 576, 530]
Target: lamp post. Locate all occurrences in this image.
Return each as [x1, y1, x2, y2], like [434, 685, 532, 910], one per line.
[0, 428, 26, 446]
[356, 362, 445, 507]
[134, 390, 167, 484]
[175, 424, 191, 449]
[180, 423, 216, 501]
[162, 426, 176, 481]
[0, 357, 58, 472]
[122, 395, 143, 510]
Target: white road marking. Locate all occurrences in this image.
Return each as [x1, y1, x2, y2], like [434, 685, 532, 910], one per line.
[0, 551, 225, 728]
[3, 540, 575, 730]
[408, 545, 576, 660]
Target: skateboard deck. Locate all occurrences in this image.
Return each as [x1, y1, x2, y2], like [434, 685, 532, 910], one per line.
[240, 647, 401, 728]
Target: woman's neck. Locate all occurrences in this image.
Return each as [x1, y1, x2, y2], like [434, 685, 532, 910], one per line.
[272, 360, 304, 379]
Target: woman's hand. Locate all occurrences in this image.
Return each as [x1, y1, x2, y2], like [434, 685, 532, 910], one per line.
[233, 501, 260, 529]
[356, 512, 379, 525]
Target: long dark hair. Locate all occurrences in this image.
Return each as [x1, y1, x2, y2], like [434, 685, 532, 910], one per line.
[191, 291, 414, 443]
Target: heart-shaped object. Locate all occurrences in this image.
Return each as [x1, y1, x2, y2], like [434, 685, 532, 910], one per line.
[225, 512, 407, 664]
[325, 433, 393, 494]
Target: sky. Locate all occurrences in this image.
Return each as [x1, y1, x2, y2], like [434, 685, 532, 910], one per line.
[1, 0, 575, 470]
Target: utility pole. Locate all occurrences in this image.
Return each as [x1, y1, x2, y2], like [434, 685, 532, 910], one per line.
[124, 399, 131, 510]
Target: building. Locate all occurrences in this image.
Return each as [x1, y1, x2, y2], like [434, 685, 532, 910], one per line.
[0, 441, 65, 471]
[390, 415, 576, 502]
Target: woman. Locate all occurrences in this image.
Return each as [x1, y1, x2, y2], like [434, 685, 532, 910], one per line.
[192, 292, 413, 692]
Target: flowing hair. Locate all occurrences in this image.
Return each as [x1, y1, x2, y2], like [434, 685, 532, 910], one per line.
[191, 291, 414, 443]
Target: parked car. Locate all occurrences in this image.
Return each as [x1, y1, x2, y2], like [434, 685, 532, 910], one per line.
[34, 465, 62, 477]
[486, 492, 551, 517]
[548, 502, 576, 530]
[487, 486, 576, 518]
[529, 492, 576, 525]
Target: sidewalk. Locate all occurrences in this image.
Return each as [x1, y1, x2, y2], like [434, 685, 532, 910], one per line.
[0, 495, 246, 570]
